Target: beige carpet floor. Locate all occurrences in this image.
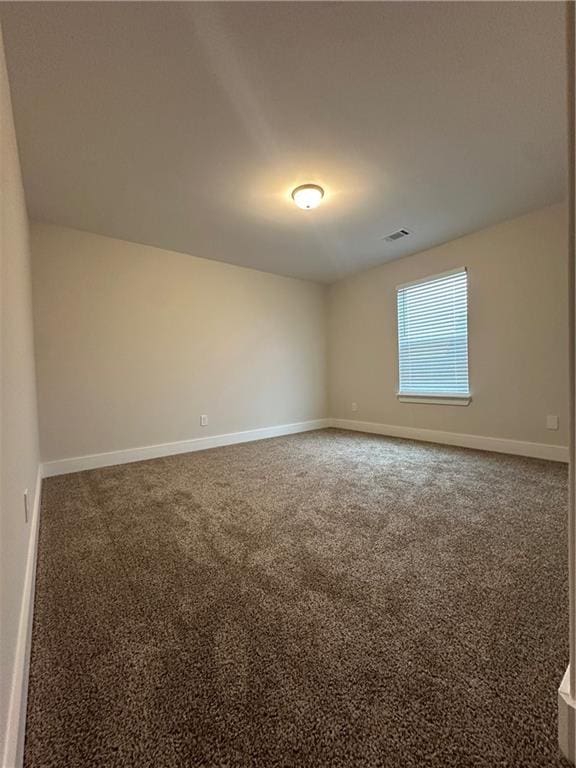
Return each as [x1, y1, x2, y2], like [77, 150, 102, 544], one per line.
[25, 429, 570, 767]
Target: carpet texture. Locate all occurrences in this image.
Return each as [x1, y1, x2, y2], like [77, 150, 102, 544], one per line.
[25, 429, 570, 767]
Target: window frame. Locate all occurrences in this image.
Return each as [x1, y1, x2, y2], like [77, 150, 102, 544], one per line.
[395, 267, 471, 406]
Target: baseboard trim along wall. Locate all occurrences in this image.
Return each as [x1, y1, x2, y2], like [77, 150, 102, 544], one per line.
[3, 467, 42, 768]
[42, 416, 568, 478]
[558, 666, 576, 763]
[42, 419, 331, 477]
[329, 418, 569, 463]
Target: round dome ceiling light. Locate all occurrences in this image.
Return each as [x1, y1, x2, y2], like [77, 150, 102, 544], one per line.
[291, 184, 324, 210]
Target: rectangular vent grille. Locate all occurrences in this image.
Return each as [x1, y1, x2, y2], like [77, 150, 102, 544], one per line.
[384, 228, 411, 242]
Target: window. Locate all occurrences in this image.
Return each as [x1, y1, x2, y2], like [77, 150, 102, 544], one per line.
[396, 268, 470, 404]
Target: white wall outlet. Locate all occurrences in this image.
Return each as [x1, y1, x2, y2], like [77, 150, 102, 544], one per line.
[24, 489, 29, 523]
[546, 414, 559, 431]
[351, 402, 358, 412]
[200, 414, 208, 427]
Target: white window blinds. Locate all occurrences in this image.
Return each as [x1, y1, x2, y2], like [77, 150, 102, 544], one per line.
[397, 269, 469, 397]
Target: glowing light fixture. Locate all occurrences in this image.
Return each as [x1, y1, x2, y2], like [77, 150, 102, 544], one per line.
[291, 184, 324, 210]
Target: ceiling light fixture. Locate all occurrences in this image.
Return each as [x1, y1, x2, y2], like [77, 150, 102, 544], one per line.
[291, 184, 324, 210]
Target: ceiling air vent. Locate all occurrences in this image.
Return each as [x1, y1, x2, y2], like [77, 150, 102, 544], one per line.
[384, 228, 411, 243]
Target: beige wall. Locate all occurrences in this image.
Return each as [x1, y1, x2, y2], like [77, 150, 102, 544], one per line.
[31, 224, 327, 462]
[32, 204, 569, 463]
[0, 23, 40, 764]
[328, 203, 569, 447]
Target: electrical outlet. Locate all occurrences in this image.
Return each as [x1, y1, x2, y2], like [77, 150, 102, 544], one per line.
[200, 414, 208, 427]
[24, 489, 29, 523]
[546, 414, 559, 431]
[351, 402, 358, 413]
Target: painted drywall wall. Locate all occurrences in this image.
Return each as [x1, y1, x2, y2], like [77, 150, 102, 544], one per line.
[0, 22, 40, 766]
[328, 203, 569, 447]
[31, 223, 327, 462]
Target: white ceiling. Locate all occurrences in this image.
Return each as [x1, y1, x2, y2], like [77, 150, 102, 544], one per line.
[1, 2, 567, 283]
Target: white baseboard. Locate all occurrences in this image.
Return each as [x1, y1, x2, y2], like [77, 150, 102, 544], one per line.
[329, 418, 569, 462]
[42, 419, 331, 477]
[42, 416, 568, 477]
[559, 666, 576, 763]
[2, 466, 42, 768]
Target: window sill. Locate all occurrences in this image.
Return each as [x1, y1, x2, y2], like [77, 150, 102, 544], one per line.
[397, 393, 471, 406]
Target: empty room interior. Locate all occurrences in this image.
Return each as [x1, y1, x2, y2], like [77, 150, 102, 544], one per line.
[1, 2, 576, 767]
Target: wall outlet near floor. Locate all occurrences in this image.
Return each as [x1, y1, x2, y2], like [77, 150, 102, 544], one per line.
[200, 414, 208, 427]
[546, 414, 559, 431]
[351, 402, 358, 412]
[24, 489, 29, 523]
